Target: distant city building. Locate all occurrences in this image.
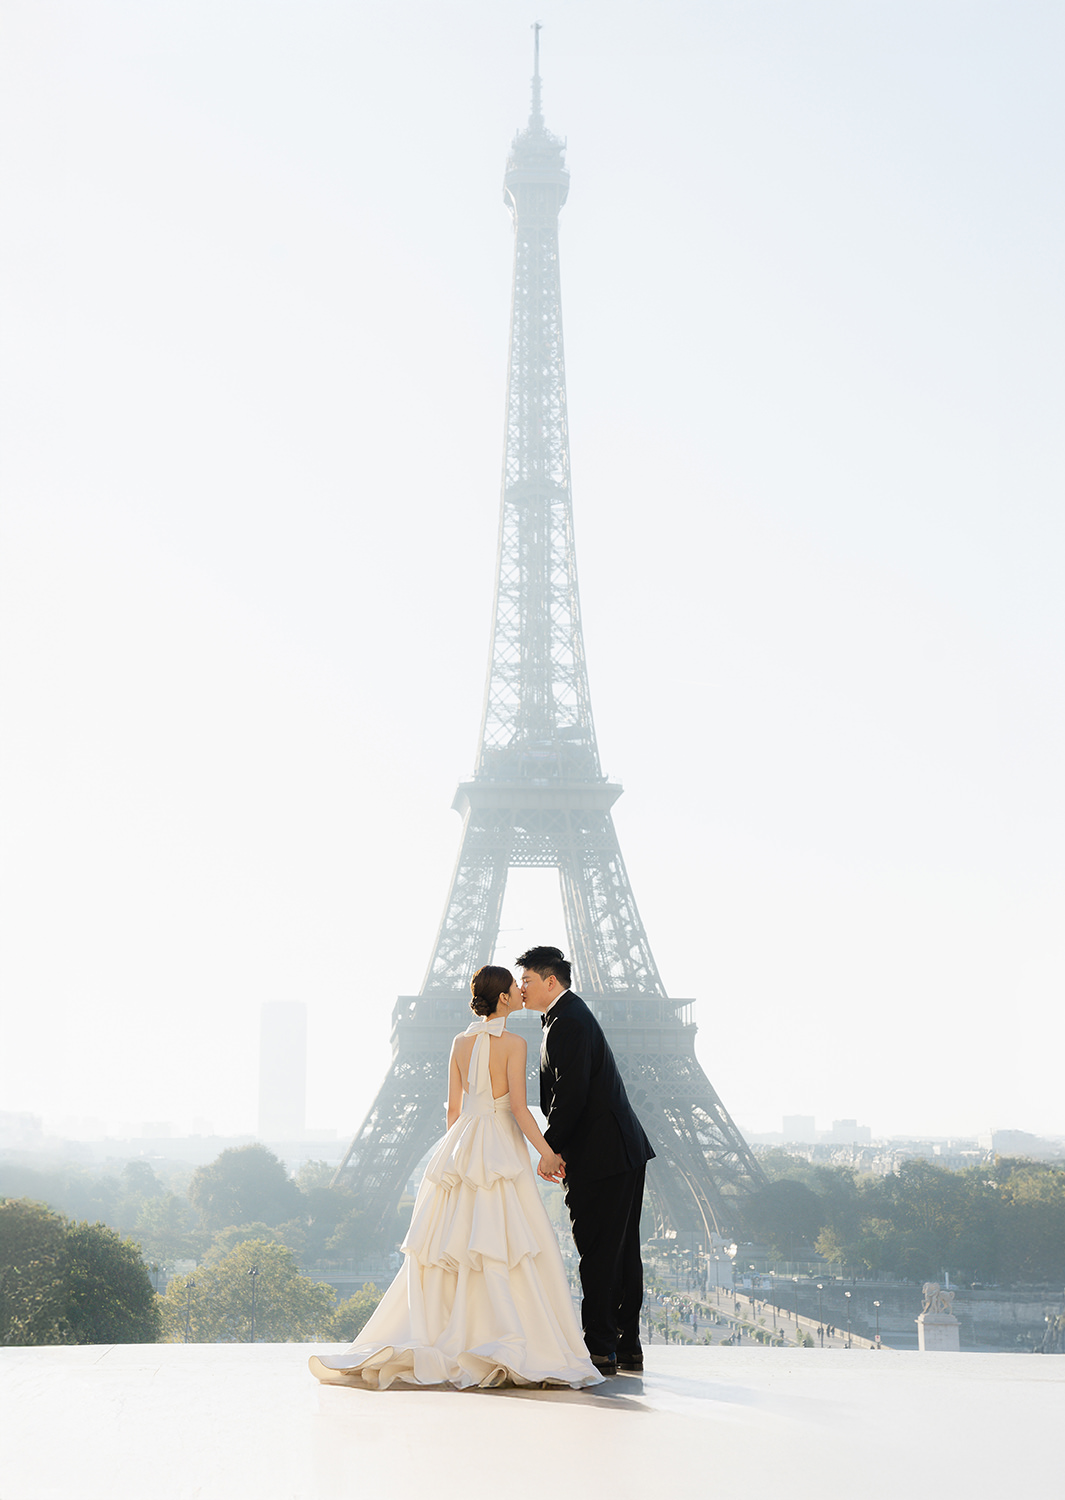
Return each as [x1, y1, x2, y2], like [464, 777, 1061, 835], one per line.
[979, 1128, 1063, 1161]
[25, 1128, 343, 1172]
[825, 1119, 872, 1145]
[782, 1115, 817, 1143]
[258, 1001, 307, 1141]
[752, 1137, 987, 1176]
[0, 1111, 44, 1149]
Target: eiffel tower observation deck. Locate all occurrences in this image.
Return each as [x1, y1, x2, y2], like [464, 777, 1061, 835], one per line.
[334, 33, 765, 1239]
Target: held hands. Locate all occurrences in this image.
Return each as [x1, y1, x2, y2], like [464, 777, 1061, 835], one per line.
[537, 1150, 566, 1183]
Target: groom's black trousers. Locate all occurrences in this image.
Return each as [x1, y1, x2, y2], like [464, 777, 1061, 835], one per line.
[563, 1163, 646, 1360]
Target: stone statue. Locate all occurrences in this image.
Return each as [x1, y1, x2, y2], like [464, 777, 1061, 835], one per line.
[917, 1282, 960, 1350]
[921, 1283, 955, 1316]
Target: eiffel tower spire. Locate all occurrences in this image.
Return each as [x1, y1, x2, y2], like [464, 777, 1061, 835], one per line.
[530, 20, 544, 129]
[334, 41, 765, 1239]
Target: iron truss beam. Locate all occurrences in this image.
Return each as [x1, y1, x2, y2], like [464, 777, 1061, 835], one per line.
[334, 62, 765, 1237]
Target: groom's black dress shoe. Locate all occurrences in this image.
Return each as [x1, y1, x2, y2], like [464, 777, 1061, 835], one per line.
[616, 1354, 644, 1373]
[590, 1355, 618, 1377]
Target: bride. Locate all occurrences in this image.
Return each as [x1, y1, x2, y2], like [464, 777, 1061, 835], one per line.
[308, 966, 602, 1390]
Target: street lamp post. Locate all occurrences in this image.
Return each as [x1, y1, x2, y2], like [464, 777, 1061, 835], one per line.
[248, 1267, 260, 1344]
[873, 1299, 881, 1348]
[727, 1243, 739, 1316]
[183, 1280, 196, 1344]
[817, 1283, 824, 1346]
[844, 1289, 852, 1348]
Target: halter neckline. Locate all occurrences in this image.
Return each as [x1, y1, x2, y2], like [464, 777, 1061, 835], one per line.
[463, 1015, 507, 1098]
[464, 1015, 508, 1037]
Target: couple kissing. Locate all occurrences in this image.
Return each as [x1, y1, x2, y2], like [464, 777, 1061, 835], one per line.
[309, 945, 654, 1389]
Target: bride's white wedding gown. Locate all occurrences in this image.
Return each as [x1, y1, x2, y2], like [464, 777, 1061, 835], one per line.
[308, 1018, 602, 1390]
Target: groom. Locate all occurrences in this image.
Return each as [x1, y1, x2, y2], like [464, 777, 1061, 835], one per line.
[517, 945, 655, 1377]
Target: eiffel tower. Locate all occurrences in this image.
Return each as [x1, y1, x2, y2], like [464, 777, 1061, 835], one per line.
[334, 32, 765, 1240]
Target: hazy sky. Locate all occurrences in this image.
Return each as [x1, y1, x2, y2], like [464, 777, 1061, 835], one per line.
[2, 1, 1062, 1145]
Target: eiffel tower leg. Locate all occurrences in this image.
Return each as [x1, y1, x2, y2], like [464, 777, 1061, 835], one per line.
[331, 993, 471, 1237]
[623, 1050, 764, 1238]
[557, 808, 768, 1236]
[421, 809, 512, 993]
[558, 811, 664, 994]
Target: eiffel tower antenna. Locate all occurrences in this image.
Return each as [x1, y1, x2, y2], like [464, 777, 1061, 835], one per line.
[334, 44, 765, 1240]
[530, 21, 543, 126]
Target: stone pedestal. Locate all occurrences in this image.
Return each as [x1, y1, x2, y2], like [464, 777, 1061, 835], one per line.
[917, 1312, 961, 1351]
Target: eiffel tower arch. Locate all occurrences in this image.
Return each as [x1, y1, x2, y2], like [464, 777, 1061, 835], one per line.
[334, 35, 765, 1240]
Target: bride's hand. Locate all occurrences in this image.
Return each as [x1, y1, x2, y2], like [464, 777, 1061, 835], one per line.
[537, 1150, 564, 1181]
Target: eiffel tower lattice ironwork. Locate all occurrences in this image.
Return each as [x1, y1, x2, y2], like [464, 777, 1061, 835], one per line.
[334, 36, 765, 1239]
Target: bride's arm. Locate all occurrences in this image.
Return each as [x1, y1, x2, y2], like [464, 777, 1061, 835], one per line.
[446, 1039, 463, 1129]
[506, 1038, 564, 1180]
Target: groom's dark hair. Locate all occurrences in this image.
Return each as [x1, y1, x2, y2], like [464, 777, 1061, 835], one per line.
[515, 945, 571, 989]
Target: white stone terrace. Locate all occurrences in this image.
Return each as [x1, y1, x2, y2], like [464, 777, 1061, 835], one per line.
[1, 1343, 1060, 1500]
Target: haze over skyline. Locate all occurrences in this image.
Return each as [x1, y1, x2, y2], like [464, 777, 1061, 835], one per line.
[2, 2, 1062, 1146]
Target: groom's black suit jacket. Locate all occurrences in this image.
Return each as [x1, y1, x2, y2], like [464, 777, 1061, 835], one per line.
[539, 991, 655, 1182]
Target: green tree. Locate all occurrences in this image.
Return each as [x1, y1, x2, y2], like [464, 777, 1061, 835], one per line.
[111, 1160, 164, 1238]
[2, 1200, 161, 1346]
[757, 1149, 826, 1189]
[0, 1163, 120, 1226]
[325, 1200, 410, 1261]
[814, 1188, 865, 1269]
[288, 1184, 357, 1263]
[742, 1179, 826, 1257]
[0, 1199, 70, 1346]
[188, 1145, 300, 1233]
[158, 1238, 337, 1343]
[990, 1159, 1065, 1282]
[853, 1161, 971, 1279]
[804, 1157, 1065, 1284]
[758, 1152, 868, 1267]
[64, 1221, 161, 1343]
[134, 1192, 205, 1265]
[332, 1282, 384, 1341]
[295, 1160, 336, 1192]
[324, 1205, 377, 1262]
[202, 1222, 292, 1265]
[123, 1161, 162, 1198]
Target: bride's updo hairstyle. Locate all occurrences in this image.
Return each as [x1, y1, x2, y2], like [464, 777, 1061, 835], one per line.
[470, 965, 513, 1018]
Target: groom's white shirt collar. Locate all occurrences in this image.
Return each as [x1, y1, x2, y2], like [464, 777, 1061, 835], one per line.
[545, 988, 569, 1015]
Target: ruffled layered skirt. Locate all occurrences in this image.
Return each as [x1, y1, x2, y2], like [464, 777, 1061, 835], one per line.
[308, 1096, 601, 1390]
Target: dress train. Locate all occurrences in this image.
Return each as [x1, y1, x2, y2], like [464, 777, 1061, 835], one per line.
[308, 1019, 601, 1390]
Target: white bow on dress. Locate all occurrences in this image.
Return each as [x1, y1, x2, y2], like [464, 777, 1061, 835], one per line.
[463, 1015, 507, 1096]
